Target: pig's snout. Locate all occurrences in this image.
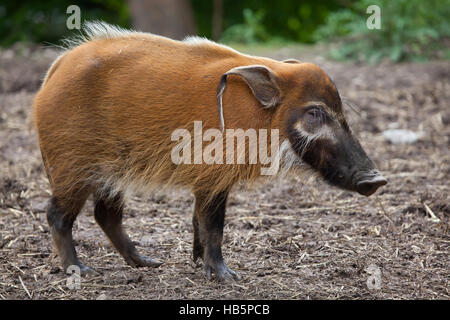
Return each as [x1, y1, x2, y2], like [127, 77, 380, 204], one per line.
[354, 170, 387, 197]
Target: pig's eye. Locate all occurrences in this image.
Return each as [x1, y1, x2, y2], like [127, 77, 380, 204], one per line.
[306, 108, 321, 118]
[305, 107, 325, 125]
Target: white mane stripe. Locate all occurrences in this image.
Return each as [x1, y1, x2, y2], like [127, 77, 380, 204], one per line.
[61, 20, 147, 50]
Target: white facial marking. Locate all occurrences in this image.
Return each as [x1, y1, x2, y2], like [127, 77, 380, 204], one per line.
[294, 121, 336, 145]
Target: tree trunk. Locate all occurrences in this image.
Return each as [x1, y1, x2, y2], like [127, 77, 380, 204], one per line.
[212, 0, 223, 41]
[127, 0, 196, 40]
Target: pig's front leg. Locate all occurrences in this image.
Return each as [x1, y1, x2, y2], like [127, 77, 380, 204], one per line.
[193, 190, 240, 281]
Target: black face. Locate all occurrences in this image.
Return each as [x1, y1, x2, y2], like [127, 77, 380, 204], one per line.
[286, 104, 387, 197]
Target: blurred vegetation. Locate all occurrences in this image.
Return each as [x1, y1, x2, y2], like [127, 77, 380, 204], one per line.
[193, 0, 340, 43]
[1, 0, 448, 63]
[0, 0, 130, 47]
[220, 8, 272, 44]
[0, 0, 341, 46]
[314, 0, 450, 62]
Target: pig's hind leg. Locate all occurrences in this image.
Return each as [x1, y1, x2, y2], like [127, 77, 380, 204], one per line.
[193, 190, 240, 281]
[93, 191, 163, 268]
[47, 193, 96, 275]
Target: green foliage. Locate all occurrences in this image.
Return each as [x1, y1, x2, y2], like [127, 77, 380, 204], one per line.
[0, 0, 130, 47]
[314, 0, 450, 62]
[221, 9, 271, 44]
[193, 0, 340, 44]
[284, 3, 332, 43]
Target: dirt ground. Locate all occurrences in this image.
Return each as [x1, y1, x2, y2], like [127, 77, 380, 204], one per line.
[0, 44, 448, 300]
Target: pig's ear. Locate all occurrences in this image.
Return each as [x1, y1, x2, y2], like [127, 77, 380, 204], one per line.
[216, 65, 280, 131]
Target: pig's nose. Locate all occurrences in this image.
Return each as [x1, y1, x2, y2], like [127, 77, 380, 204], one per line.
[356, 173, 387, 197]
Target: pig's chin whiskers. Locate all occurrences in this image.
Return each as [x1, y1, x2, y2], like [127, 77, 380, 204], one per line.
[278, 137, 323, 183]
[292, 130, 320, 158]
[279, 131, 327, 184]
[279, 139, 303, 174]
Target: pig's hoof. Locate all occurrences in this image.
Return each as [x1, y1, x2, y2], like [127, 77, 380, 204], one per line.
[81, 265, 100, 276]
[128, 255, 163, 268]
[205, 261, 240, 282]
